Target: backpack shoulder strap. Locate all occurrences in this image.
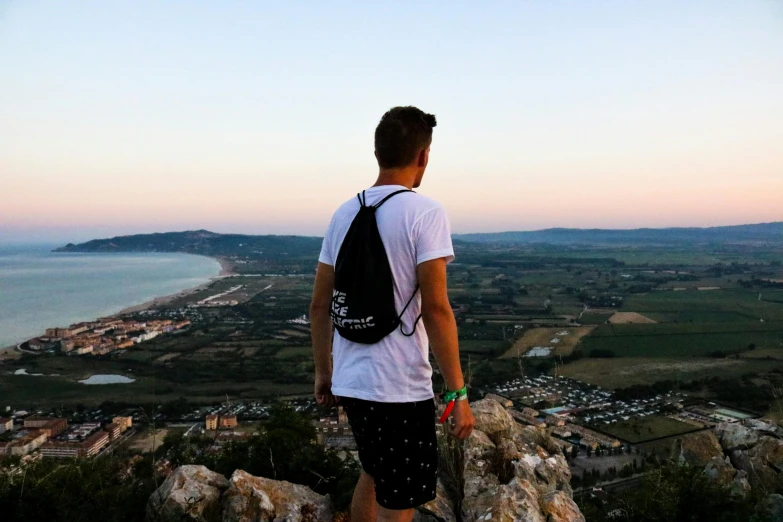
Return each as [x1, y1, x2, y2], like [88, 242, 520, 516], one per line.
[373, 189, 414, 209]
[356, 191, 368, 207]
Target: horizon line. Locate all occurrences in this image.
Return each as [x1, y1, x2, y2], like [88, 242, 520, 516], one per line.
[3, 219, 780, 246]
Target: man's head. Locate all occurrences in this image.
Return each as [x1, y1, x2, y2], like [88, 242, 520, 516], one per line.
[374, 106, 437, 188]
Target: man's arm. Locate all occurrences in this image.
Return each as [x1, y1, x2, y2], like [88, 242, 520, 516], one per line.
[418, 257, 475, 439]
[310, 262, 336, 407]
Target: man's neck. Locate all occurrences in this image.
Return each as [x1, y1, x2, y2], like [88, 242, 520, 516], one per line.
[373, 169, 417, 189]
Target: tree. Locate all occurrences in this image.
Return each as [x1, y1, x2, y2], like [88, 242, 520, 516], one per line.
[578, 463, 757, 522]
[0, 455, 156, 522]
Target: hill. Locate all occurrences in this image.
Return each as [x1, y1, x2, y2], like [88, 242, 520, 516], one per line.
[54, 222, 783, 257]
[54, 230, 322, 258]
[454, 221, 783, 245]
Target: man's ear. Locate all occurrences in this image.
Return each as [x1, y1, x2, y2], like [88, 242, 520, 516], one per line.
[417, 148, 429, 168]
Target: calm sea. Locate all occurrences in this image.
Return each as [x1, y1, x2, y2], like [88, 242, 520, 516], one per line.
[0, 245, 221, 348]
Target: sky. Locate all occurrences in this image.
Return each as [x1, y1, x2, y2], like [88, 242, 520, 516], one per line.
[1, 1, 782, 244]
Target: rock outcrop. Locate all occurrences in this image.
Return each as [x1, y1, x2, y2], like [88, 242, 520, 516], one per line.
[222, 470, 333, 522]
[145, 397, 585, 522]
[677, 430, 723, 467]
[439, 398, 583, 521]
[678, 418, 783, 509]
[146, 466, 332, 522]
[146, 465, 230, 522]
[714, 422, 759, 451]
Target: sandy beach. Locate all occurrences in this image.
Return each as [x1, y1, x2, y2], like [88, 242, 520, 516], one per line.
[116, 256, 236, 315]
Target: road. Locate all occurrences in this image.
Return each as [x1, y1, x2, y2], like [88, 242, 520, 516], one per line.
[574, 473, 650, 495]
[97, 428, 136, 458]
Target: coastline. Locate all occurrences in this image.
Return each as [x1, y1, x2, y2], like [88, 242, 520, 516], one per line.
[0, 254, 234, 354]
[117, 256, 235, 314]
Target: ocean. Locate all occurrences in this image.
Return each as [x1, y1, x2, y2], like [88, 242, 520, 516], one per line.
[0, 244, 221, 348]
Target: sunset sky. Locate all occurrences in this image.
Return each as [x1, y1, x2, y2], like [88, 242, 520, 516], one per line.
[1, 1, 782, 243]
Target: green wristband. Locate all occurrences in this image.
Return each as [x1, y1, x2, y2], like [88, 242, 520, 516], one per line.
[442, 386, 468, 403]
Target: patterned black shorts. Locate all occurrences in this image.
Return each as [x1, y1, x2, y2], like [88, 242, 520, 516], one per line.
[339, 396, 438, 510]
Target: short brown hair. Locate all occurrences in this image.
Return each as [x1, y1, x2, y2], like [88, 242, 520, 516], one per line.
[374, 106, 437, 169]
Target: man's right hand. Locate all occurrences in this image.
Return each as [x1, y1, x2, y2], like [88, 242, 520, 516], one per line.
[450, 399, 475, 439]
[314, 375, 336, 408]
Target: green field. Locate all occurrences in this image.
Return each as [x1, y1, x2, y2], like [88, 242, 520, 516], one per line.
[1, 347, 313, 408]
[459, 340, 511, 355]
[275, 346, 313, 359]
[579, 312, 614, 325]
[580, 321, 783, 358]
[558, 357, 780, 389]
[624, 289, 783, 322]
[593, 416, 701, 444]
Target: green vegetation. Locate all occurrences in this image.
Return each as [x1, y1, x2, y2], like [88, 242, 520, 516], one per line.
[581, 321, 783, 358]
[0, 404, 358, 521]
[162, 403, 359, 510]
[0, 455, 156, 522]
[57, 230, 323, 260]
[578, 462, 761, 522]
[625, 289, 783, 323]
[592, 416, 699, 444]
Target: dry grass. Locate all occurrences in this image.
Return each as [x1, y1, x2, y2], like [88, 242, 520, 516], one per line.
[607, 312, 656, 324]
[558, 357, 771, 389]
[195, 347, 238, 355]
[739, 348, 783, 360]
[153, 353, 181, 363]
[280, 329, 309, 337]
[0, 347, 21, 361]
[129, 428, 168, 453]
[436, 426, 464, 513]
[499, 327, 594, 359]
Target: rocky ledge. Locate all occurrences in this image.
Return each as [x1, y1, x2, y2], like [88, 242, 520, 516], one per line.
[145, 397, 585, 522]
[678, 417, 783, 518]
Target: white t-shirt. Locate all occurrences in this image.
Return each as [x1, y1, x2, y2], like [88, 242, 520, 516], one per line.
[318, 185, 454, 403]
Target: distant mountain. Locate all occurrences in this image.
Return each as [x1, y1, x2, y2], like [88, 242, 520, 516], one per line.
[54, 230, 322, 257]
[454, 222, 783, 245]
[55, 222, 783, 256]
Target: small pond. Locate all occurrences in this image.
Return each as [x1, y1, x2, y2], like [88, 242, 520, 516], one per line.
[79, 374, 136, 385]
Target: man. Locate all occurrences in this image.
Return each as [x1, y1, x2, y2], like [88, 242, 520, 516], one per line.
[310, 106, 475, 522]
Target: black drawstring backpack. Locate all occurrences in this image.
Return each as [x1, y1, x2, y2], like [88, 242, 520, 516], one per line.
[330, 189, 422, 344]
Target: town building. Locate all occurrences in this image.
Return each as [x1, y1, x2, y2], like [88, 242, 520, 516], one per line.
[45, 325, 89, 338]
[113, 416, 132, 431]
[10, 431, 48, 456]
[484, 393, 514, 408]
[206, 415, 218, 430]
[314, 406, 355, 450]
[105, 423, 122, 440]
[219, 415, 238, 429]
[40, 430, 110, 458]
[0, 417, 12, 433]
[23, 417, 68, 439]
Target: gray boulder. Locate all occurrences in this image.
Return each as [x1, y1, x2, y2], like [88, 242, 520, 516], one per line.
[222, 470, 332, 522]
[715, 422, 759, 451]
[146, 465, 230, 522]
